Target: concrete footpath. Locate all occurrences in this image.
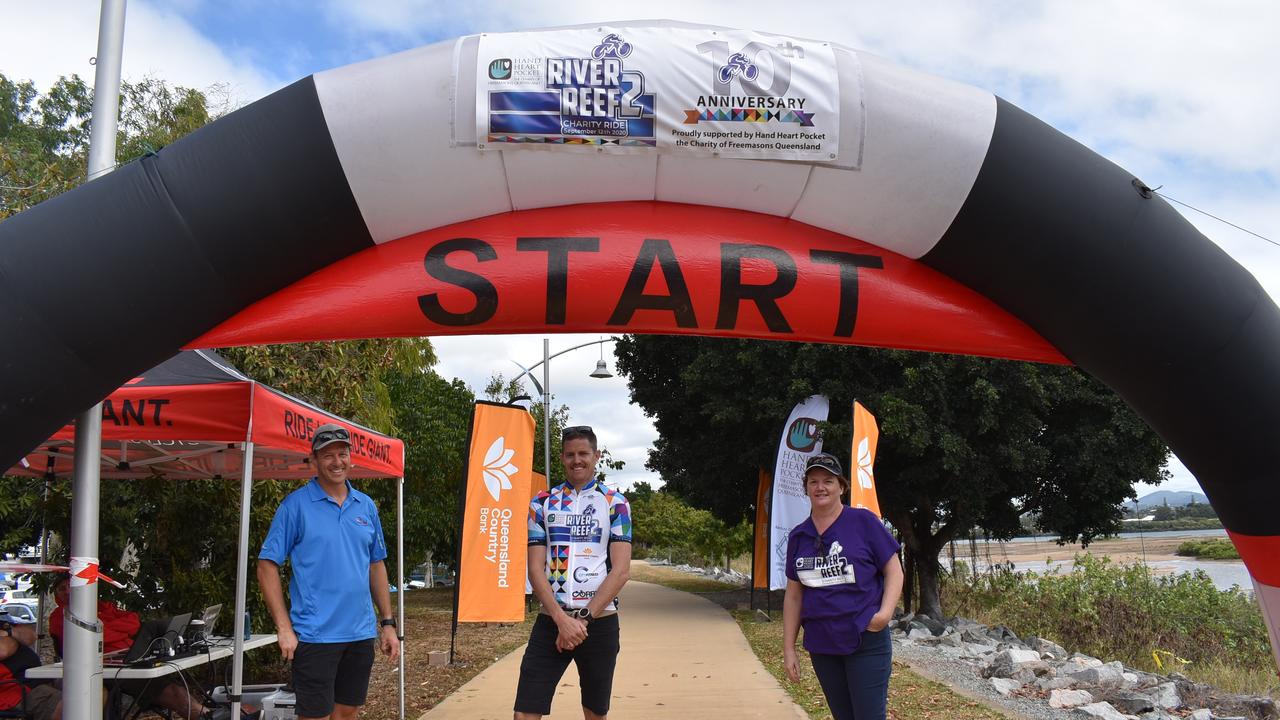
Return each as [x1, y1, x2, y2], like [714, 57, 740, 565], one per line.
[420, 579, 808, 719]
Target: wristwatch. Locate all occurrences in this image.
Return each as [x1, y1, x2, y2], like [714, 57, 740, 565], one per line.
[379, 618, 397, 629]
[571, 607, 594, 623]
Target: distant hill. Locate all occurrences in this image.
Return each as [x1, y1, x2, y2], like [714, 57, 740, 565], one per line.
[1129, 490, 1210, 509]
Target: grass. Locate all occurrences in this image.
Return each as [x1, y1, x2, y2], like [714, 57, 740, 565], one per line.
[1175, 538, 1241, 560]
[361, 587, 534, 719]
[628, 559, 745, 592]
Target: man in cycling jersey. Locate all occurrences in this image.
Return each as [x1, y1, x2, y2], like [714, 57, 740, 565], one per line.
[514, 425, 632, 720]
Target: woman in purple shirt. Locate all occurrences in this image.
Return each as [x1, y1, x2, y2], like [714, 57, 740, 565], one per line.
[783, 453, 904, 720]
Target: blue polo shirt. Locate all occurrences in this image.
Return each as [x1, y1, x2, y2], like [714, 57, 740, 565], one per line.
[259, 478, 388, 643]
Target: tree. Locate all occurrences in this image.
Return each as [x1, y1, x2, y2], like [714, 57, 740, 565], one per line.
[386, 367, 475, 571]
[1, 73, 223, 219]
[615, 336, 1169, 618]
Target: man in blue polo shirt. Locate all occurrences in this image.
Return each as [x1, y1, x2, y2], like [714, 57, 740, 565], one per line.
[257, 423, 400, 720]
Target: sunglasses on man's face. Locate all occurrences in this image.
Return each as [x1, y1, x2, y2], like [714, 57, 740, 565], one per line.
[314, 428, 350, 445]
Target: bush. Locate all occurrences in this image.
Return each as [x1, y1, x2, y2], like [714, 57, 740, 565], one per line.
[1175, 539, 1241, 560]
[941, 556, 1271, 686]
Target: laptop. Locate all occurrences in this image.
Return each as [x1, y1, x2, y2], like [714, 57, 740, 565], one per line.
[103, 612, 192, 666]
[199, 603, 222, 634]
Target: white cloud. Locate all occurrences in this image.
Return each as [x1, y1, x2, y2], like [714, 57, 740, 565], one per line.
[0, 0, 281, 106]
[431, 334, 659, 491]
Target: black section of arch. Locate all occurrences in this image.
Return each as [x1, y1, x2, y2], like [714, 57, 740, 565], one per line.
[0, 77, 373, 468]
[922, 97, 1280, 537]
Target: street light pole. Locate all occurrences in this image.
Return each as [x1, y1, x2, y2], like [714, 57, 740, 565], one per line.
[512, 337, 618, 488]
[543, 339, 551, 492]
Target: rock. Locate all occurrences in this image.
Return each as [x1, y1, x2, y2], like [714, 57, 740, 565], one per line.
[987, 624, 1019, 643]
[1097, 689, 1155, 715]
[1006, 648, 1042, 665]
[1069, 663, 1126, 688]
[981, 653, 1015, 679]
[1187, 710, 1212, 720]
[1057, 660, 1094, 676]
[914, 615, 948, 636]
[907, 628, 933, 642]
[1122, 672, 1139, 685]
[1074, 701, 1129, 720]
[990, 677, 1021, 696]
[1148, 682, 1180, 710]
[1070, 652, 1104, 667]
[1137, 711, 1177, 720]
[1050, 689, 1094, 708]
[1028, 635, 1069, 659]
[936, 632, 964, 648]
[961, 627, 994, 645]
[1037, 675, 1078, 691]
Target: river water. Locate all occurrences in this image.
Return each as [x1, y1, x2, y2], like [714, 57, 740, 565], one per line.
[943, 528, 1255, 592]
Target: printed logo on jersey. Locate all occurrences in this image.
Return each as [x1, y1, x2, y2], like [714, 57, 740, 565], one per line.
[794, 538, 856, 587]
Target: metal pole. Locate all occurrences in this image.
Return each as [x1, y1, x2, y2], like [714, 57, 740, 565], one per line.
[67, 4, 126, 718]
[230, 442, 255, 720]
[397, 476, 405, 720]
[543, 339, 551, 487]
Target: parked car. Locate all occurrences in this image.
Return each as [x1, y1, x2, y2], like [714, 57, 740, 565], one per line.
[0, 602, 37, 624]
[0, 588, 39, 609]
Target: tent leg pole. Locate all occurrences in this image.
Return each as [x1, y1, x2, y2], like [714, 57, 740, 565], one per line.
[67, 410, 104, 720]
[231, 441, 255, 719]
[397, 476, 405, 720]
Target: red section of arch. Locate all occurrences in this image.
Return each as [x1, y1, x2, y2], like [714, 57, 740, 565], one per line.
[193, 202, 1067, 365]
[1227, 530, 1280, 586]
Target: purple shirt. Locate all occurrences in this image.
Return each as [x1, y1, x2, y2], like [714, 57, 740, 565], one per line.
[786, 506, 900, 655]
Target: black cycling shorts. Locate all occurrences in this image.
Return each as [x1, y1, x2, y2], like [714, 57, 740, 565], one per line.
[514, 613, 620, 716]
[292, 639, 376, 717]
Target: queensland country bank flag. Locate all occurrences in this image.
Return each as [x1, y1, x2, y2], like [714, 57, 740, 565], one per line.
[850, 401, 882, 517]
[457, 401, 535, 622]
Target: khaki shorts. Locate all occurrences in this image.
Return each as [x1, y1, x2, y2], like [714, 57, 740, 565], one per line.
[24, 684, 60, 720]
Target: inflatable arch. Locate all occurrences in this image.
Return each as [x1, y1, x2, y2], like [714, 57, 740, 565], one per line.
[2, 21, 1278, 661]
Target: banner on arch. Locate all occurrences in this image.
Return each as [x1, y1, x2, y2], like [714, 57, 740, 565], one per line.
[475, 26, 842, 161]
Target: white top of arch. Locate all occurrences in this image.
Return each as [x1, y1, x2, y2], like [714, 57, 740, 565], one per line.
[312, 19, 995, 260]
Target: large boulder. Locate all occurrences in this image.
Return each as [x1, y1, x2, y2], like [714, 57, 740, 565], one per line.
[991, 678, 1021, 696]
[1074, 701, 1129, 720]
[1147, 682, 1180, 710]
[1096, 689, 1155, 715]
[1069, 663, 1127, 688]
[1049, 689, 1094, 708]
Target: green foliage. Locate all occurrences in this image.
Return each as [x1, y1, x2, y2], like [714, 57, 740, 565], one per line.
[386, 367, 475, 567]
[941, 556, 1271, 677]
[0, 73, 227, 219]
[1175, 538, 1240, 560]
[629, 490, 751, 569]
[614, 336, 1170, 616]
[1121, 518, 1223, 532]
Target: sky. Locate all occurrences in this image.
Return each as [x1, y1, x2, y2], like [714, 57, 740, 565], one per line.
[2, 1, 1277, 498]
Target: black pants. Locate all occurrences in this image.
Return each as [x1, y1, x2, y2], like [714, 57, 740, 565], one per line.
[292, 639, 376, 718]
[809, 627, 892, 720]
[514, 613, 620, 716]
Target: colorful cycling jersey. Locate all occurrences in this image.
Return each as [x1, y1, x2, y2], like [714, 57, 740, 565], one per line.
[528, 478, 632, 612]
